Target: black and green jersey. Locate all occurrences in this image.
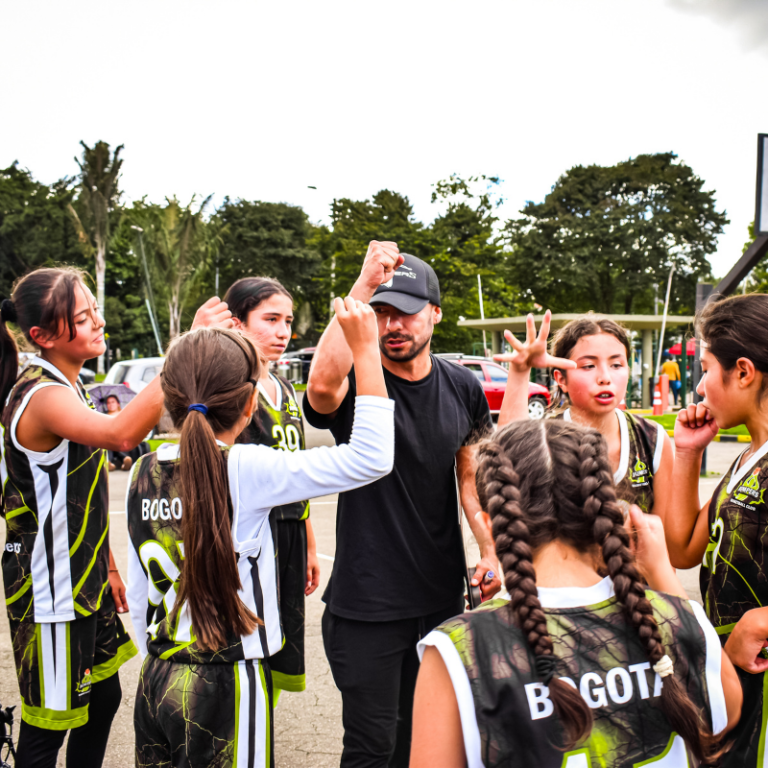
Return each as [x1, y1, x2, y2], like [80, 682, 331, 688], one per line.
[1, 357, 109, 624]
[419, 579, 726, 768]
[700, 442, 768, 767]
[562, 409, 664, 513]
[238, 374, 309, 521]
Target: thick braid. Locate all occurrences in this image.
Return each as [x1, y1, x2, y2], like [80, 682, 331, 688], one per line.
[576, 432, 665, 663]
[480, 444, 553, 658]
[574, 430, 723, 764]
[478, 434, 592, 748]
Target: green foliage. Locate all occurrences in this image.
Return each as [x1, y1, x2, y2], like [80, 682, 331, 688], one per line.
[0, 163, 85, 297]
[120, 196, 214, 339]
[502, 153, 726, 315]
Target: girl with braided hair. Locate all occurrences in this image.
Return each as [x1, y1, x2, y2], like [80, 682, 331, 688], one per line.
[410, 419, 741, 768]
[666, 293, 768, 767]
[495, 311, 674, 521]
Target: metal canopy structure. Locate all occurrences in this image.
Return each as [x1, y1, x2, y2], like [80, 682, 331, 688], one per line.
[457, 313, 694, 334]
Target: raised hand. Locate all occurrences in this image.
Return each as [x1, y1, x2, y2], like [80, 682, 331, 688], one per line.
[191, 296, 233, 330]
[493, 310, 576, 374]
[356, 240, 404, 297]
[674, 402, 719, 455]
[334, 296, 378, 356]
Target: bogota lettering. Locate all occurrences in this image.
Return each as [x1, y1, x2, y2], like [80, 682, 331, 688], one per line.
[525, 663, 661, 720]
[141, 497, 183, 521]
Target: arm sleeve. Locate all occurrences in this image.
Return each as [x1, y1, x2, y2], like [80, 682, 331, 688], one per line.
[124, 476, 149, 658]
[235, 395, 394, 509]
[126, 539, 149, 659]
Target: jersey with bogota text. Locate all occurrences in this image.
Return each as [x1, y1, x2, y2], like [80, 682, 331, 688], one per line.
[126, 448, 283, 664]
[238, 375, 309, 521]
[1, 359, 109, 624]
[431, 588, 719, 768]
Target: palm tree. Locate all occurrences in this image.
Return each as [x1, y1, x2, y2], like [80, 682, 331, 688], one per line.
[128, 196, 213, 339]
[67, 141, 123, 372]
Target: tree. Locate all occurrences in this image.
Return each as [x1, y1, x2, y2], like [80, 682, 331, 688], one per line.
[68, 141, 124, 371]
[125, 196, 213, 339]
[0, 163, 85, 297]
[502, 153, 726, 315]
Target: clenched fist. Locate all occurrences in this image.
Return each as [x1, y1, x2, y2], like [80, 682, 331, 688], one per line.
[356, 241, 404, 298]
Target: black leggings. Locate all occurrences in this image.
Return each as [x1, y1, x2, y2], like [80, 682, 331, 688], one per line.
[15, 673, 122, 768]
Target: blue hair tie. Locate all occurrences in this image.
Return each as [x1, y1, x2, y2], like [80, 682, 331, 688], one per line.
[188, 403, 208, 415]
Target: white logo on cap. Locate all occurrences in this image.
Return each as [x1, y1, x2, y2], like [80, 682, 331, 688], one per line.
[382, 277, 394, 288]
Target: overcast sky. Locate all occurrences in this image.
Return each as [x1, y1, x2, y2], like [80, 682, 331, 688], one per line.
[2, 0, 766, 276]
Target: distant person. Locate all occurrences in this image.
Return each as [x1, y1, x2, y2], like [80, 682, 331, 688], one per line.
[125, 303, 394, 768]
[410, 419, 741, 767]
[661, 353, 682, 406]
[496, 312, 674, 522]
[225, 276, 321, 703]
[305, 241, 501, 768]
[105, 394, 151, 471]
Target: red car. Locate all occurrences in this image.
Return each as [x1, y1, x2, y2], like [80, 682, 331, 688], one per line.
[437, 354, 551, 419]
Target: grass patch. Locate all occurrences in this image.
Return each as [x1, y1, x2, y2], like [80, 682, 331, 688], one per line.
[293, 383, 307, 391]
[148, 438, 177, 451]
[95, 374, 106, 382]
[644, 413, 750, 436]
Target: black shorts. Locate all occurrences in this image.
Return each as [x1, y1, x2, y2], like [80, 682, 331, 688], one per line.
[135, 654, 274, 768]
[9, 593, 136, 730]
[269, 519, 307, 692]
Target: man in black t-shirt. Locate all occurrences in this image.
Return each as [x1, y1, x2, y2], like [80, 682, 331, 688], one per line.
[304, 241, 501, 768]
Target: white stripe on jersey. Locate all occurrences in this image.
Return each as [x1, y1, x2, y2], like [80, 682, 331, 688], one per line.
[40, 622, 70, 712]
[417, 632, 483, 768]
[689, 600, 728, 735]
[10, 381, 76, 622]
[235, 660, 271, 768]
[652, 421, 666, 475]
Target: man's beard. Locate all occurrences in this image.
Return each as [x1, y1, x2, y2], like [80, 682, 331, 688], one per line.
[379, 332, 431, 363]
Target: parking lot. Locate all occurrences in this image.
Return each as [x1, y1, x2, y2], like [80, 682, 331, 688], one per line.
[0, 414, 738, 766]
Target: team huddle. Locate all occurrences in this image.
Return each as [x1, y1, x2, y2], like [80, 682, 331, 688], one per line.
[0, 240, 767, 767]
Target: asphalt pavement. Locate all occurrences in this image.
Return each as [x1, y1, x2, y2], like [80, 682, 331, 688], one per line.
[0, 418, 741, 766]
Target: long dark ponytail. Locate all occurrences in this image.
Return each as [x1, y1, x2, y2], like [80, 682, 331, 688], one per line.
[162, 327, 263, 649]
[0, 267, 86, 405]
[476, 420, 723, 762]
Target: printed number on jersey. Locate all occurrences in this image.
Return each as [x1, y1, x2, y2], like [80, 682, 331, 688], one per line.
[272, 424, 300, 452]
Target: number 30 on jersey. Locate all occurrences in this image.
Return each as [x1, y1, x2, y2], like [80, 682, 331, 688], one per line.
[272, 424, 300, 452]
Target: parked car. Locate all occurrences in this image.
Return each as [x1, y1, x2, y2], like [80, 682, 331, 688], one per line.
[280, 347, 316, 384]
[436, 354, 551, 418]
[104, 357, 164, 394]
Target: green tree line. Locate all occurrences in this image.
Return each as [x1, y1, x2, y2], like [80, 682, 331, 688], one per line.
[0, 142, 729, 362]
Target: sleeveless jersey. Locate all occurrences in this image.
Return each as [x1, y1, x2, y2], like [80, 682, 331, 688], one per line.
[1, 357, 109, 624]
[237, 374, 309, 521]
[699, 442, 768, 767]
[561, 409, 664, 513]
[126, 446, 283, 664]
[420, 580, 725, 768]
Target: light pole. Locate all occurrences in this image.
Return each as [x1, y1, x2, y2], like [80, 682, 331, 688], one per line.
[131, 225, 164, 356]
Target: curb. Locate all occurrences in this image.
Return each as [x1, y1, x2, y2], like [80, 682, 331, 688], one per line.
[665, 430, 750, 443]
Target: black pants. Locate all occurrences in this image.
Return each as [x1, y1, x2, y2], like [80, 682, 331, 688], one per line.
[14, 672, 122, 768]
[322, 599, 463, 768]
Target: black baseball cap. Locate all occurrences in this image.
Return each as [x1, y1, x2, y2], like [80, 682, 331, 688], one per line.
[369, 253, 441, 315]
